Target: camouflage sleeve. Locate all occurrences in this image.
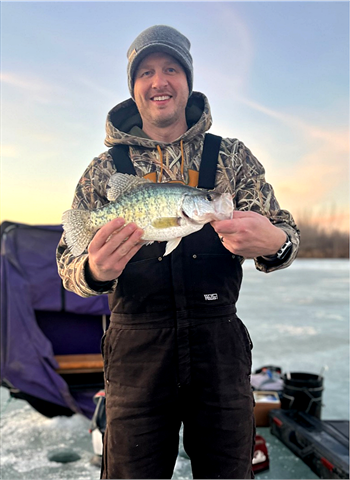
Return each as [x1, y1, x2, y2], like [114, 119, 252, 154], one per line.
[228, 139, 300, 273]
[56, 152, 118, 297]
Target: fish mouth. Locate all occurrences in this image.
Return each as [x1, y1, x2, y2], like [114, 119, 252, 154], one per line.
[181, 192, 233, 224]
[213, 193, 233, 220]
[181, 208, 198, 224]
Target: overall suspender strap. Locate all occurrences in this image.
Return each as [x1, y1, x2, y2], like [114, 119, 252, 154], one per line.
[197, 133, 222, 190]
[108, 133, 222, 189]
[108, 144, 136, 175]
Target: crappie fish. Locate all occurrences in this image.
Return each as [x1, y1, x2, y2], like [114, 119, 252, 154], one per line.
[62, 173, 233, 257]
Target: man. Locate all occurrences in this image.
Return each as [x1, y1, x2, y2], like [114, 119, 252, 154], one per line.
[57, 25, 300, 479]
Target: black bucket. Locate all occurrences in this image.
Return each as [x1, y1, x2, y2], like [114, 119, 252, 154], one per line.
[281, 372, 324, 419]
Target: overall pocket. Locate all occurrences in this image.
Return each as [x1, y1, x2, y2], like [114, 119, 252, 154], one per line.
[242, 322, 254, 351]
[229, 316, 253, 372]
[103, 327, 122, 383]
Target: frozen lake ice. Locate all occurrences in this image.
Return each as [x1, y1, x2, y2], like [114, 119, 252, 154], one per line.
[1, 258, 348, 479]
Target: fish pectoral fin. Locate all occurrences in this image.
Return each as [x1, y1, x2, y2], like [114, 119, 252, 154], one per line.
[107, 173, 151, 201]
[151, 217, 180, 229]
[164, 237, 182, 256]
[144, 240, 154, 246]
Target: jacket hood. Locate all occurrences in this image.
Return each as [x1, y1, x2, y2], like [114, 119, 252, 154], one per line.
[104, 91, 212, 148]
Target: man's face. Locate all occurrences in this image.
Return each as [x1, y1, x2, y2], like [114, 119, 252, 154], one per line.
[133, 52, 189, 132]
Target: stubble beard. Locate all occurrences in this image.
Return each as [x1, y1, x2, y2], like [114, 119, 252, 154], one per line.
[148, 99, 188, 130]
[152, 112, 179, 129]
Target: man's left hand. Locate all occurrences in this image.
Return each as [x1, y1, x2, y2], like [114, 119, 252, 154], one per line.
[211, 210, 287, 258]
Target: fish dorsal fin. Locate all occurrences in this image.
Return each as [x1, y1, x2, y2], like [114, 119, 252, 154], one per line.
[107, 173, 151, 202]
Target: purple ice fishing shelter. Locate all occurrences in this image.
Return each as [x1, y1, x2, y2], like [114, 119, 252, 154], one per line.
[0, 221, 110, 418]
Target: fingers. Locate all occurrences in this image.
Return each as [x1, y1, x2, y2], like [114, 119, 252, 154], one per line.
[116, 239, 144, 267]
[89, 218, 126, 252]
[211, 218, 238, 235]
[231, 210, 255, 218]
[89, 219, 143, 256]
[211, 211, 261, 234]
[212, 211, 288, 258]
[111, 226, 144, 258]
[87, 218, 144, 282]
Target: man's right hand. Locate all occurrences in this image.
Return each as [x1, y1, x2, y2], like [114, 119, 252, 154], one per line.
[87, 218, 144, 282]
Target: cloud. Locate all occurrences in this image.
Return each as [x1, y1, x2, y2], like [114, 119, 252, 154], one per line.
[194, 4, 254, 94]
[276, 147, 349, 226]
[229, 96, 349, 225]
[1, 71, 68, 105]
[1, 72, 57, 96]
[215, 5, 255, 90]
[239, 96, 349, 153]
[72, 76, 118, 100]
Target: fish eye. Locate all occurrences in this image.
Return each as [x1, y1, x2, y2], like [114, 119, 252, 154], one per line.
[206, 193, 212, 201]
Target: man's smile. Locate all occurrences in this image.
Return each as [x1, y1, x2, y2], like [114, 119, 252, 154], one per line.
[150, 95, 172, 103]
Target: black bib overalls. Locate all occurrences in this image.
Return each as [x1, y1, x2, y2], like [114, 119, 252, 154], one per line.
[101, 136, 255, 479]
[101, 226, 255, 479]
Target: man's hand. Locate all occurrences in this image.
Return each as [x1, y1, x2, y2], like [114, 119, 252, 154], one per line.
[87, 218, 144, 282]
[211, 211, 287, 258]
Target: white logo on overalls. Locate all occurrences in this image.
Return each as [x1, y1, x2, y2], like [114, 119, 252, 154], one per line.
[204, 293, 218, 301]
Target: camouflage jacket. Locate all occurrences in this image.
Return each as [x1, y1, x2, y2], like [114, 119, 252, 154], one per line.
[56, 91, 300, 297]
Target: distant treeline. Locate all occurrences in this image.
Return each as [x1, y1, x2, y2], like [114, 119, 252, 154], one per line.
[296, 219, 349, 258]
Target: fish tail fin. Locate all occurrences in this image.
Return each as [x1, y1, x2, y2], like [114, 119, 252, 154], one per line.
[62, 209, 94, 256]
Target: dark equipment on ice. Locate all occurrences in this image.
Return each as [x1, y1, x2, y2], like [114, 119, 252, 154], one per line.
[270, 410, 349, 479]
[281, 372, 324, 419]
[270, 371, 349, 479]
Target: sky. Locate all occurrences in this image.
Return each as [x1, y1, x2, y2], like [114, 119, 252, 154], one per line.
[1, 1, 349, 232]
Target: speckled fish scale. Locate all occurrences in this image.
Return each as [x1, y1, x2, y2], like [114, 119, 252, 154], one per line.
[62, 173, 233, 257]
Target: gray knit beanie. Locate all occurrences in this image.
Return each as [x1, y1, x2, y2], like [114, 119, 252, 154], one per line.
[127, 25, 193, 99]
